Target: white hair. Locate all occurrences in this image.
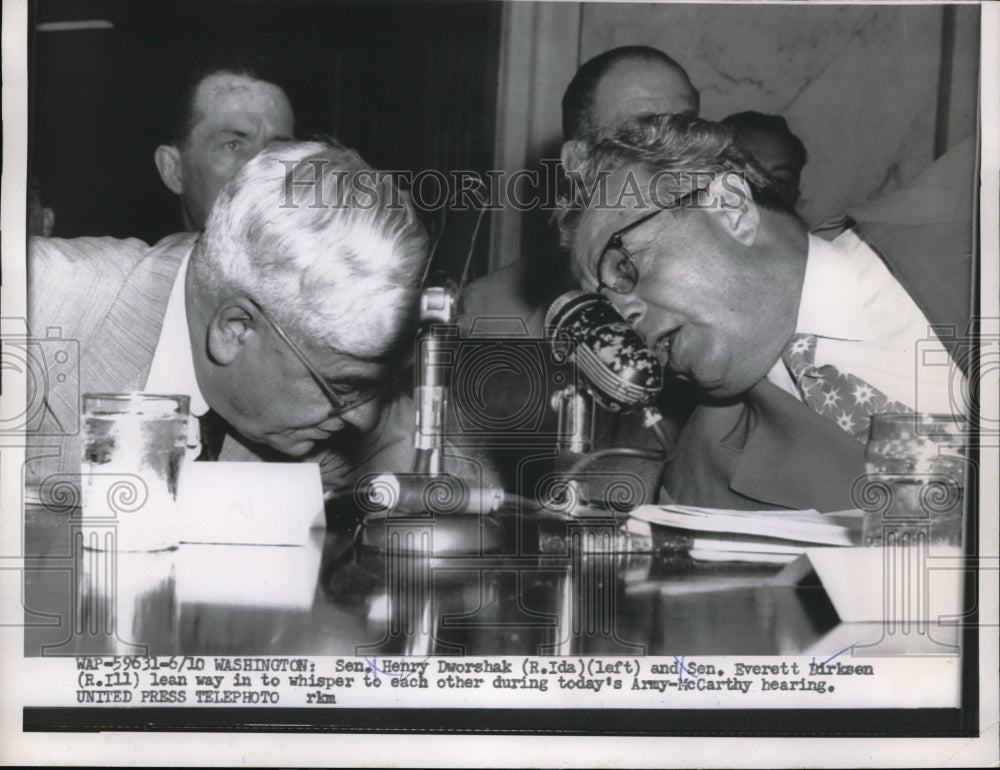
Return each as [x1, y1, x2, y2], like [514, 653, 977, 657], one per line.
[193, 139, 429, 359]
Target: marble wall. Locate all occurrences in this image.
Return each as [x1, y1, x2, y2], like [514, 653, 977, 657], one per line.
[577, 3, 979, 226]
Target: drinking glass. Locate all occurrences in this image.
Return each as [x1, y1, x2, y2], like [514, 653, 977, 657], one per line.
[861, 413, 967, 548]
[80, 393, 189, 551]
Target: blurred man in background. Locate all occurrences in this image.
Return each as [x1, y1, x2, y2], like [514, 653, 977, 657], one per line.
[153, 55, 295, 232]
[723, 111, 807, 209]
[459, 45, 699, 337]
[27, 172, 55, 237]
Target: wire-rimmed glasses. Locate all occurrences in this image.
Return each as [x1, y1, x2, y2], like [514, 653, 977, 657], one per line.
[248, 297, 397, 418]
[594, 206, 668, 295]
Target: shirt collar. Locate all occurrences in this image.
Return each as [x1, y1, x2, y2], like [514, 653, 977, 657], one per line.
[145, 253, 210, 417]
[794, 233, 868, 342]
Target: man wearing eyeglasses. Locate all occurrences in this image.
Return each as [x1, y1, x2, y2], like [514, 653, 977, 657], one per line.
[28, 139, 433, 498]
[557, 113, 973, 512]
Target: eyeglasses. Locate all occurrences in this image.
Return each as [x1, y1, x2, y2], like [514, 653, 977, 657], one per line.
[595, 206, 668, 296]
[248, 298, 396, 418]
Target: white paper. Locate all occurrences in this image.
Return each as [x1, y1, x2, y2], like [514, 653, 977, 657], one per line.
[175, 538, 323, 609]
[630, 504, 853, 545]
[177, 462, 324, 546]
[775, 546, 964, 623]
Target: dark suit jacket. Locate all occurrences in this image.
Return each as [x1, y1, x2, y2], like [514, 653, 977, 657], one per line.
[664, 137, 976, 511]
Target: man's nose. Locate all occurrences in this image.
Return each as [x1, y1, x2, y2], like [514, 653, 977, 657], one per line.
[335, 397, 382, 433]
[610, 293, 647, 328]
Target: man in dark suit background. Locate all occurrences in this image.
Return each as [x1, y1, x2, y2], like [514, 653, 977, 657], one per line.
[557, 113, 973, 511]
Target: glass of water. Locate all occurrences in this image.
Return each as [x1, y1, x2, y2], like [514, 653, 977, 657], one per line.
[80, 393, 190, 551]
[861, 413, 967, 548]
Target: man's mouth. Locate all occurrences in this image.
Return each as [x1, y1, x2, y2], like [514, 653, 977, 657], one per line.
[296, 427, 339, 441]
[652, 328, 679, 362]
[652, 327, 696, 382]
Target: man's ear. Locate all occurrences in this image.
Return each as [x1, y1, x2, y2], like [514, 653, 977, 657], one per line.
[154, 144, 185, 195]
[705, 172, 760, 247]
[560, 140, 588, 175]
[206, 298, 260, 366]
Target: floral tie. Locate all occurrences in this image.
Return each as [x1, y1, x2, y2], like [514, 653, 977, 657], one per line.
[781, 333, 911, 442]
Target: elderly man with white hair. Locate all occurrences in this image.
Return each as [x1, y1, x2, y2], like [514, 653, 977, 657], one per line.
[27, 139, 434, 498]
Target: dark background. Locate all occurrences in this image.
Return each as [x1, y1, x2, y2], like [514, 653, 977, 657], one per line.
[29, 0, 502, 277]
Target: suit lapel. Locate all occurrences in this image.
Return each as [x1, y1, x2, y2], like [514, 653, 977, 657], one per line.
[728, 379, 866, 511]
[80, 236, 192, 397]
[37, 235, 195, 482]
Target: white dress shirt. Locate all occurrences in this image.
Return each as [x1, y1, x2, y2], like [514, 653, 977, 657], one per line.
[145, 254, 211, 457]
[766, 230, 964, 417]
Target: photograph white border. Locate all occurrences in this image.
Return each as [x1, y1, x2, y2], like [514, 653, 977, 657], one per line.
[2, 0, 997, 766]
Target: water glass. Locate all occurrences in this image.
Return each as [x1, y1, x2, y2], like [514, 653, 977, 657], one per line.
[80, 393, 190, 551]
[861, 413, 967, 548]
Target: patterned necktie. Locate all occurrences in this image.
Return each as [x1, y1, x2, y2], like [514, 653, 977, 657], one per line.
[781, 333, 911, 442]
[195, 409, 227, 462]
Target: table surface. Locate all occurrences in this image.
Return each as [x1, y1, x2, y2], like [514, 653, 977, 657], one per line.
[22, 501, 923, 659]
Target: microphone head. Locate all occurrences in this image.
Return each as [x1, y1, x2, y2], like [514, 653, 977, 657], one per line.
[546, 290, 662, 412]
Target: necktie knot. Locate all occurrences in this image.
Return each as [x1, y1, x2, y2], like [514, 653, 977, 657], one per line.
[781, 332, 910, 441]
[196, 409, 227, 462]
[782, 332, 818, 374]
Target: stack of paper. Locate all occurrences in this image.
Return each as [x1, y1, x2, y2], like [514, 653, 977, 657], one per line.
[177, 462, 324, 545]
[174, 462, 325, 608]
[628, 505, 855, 564]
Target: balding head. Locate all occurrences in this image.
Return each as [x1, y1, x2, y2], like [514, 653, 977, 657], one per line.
[561, 46, 698, 173]
[561, 46, 699, 141]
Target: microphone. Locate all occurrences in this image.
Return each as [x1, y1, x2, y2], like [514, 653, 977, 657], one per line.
[543, 291, 673, 509]
[545, 290, 663, 412]
[356, 274, 506, 555]
[412, 274, 458, 475]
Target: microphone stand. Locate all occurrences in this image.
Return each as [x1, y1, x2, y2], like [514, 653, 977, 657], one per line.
[548, 382, 669, 514]
[564, 406, 672, 476]
[412, 279, 457, 476]
[356, 277, 505, 555]
[551, 383, 594, 456]
[545, 291, 674, 515]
